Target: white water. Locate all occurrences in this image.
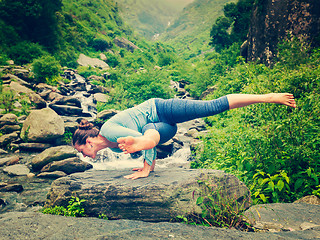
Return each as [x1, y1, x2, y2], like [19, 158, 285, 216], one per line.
[80, 145, 192, 170]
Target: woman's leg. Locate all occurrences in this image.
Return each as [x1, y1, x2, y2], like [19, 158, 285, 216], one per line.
[227, 93, 296, 109]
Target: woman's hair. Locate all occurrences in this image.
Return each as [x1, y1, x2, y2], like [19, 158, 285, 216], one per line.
[72, 119, 99, 146]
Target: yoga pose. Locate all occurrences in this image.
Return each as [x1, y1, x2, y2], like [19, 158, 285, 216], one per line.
[73, 93, 296, 180]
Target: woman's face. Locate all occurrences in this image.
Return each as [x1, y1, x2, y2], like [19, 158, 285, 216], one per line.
[75, 140, 97, 159]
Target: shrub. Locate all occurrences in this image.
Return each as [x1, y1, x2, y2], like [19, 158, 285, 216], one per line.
[7, 41, 46, 65]
[32, 55, 61, 83]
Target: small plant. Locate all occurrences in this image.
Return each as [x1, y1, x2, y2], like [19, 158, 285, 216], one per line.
[41, 196, 87, 217]
[98, 214, 109, 220]
[32, 55, 61, 83]
[63, 130, 73, 145]
[0, 89, 15, 113]
[175, 180, 251, 231]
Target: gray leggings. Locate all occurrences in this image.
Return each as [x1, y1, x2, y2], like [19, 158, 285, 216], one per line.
[142, 96, 230, 144]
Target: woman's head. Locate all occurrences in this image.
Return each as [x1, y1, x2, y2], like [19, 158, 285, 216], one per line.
[73, 119, 99, 158]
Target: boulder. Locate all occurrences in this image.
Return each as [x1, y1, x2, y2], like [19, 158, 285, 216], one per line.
[40, 157, 92, 174]
[3, 164, 30, 176]
[29, 92, 47, 109]
[20, 108, 65, 143]
[49, 104, 85, 116]
[96, 109, 118, 120]
[46, 169, 250, 221]
[114, 37, 142, 53]
[9, 81, 33, 94]
[31, 145, 78, 171]
[77, 54, 110, 70]
[94, 93, 109, 103]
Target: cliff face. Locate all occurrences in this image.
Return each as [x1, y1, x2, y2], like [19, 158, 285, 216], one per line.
[245, 0, 320, 66]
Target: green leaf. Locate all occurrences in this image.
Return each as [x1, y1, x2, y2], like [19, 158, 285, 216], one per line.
[277, 180, 285, 192]
[294, 178, 304, 191]
[196, 197, 204, 205]
[259, 194, 267, 203]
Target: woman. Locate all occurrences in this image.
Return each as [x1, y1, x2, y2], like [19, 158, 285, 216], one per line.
[73, 93, 296, 180]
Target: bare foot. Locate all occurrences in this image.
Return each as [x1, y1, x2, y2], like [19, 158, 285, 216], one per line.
[267, 93, 296, 108]
[117, 136, 157, 154]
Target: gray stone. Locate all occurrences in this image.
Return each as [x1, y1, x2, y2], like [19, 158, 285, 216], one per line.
[19, 142, 52, 152]
[0, 132, 19, 147]
[0, 155, 20, 166]
[49, 104, 85, 116]
[20, 108, 65, 143]
[96, 109, 118, 120]
[77, 54, 109, 70]
[31, 145, 78, 171]
[46, 169, 250, 222]
[37, 171, 67, 179]
[9, 81, 33, 94]
[40, 157, 92, 174]
[244, 203, 320, 231]
[0, 183, 23, 193]
[94, 93, 109, 103]
[28, 92, 47, 109]
[0, 124, 21, 134]
[0, 113, 17, 127]
[114, 37, 142, 53]
[3, 164, 30, 176]
[294, 195, 320, 205]
[1, 212, 320, 240]
[300, 221, 320, 231]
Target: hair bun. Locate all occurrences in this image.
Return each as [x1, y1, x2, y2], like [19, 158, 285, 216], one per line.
[78, 119, 94, 130]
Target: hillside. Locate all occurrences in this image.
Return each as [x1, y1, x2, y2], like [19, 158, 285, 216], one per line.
[160, 0, 234, 59]
[115, 0, 194, 40]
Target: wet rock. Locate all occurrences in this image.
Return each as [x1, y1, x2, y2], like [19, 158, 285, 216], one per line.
[20, 108, 65, 143]
[46, 169, 250, 221]
[0, 113, 18, 127]
[40, 157, 92, 175]
[50, 96, 82, 108]
[3, 164, 30, 176]
[49, 104, 85, 116]
[37, 171, 67, 179]
[19, 143, 52, 152]
[0, 183, 23, 193]
[31, 145, 78, 171]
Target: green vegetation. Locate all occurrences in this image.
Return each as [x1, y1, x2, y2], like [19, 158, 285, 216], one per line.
[31, 56, 61, 84]
[42, 196, 87, 217]
[176, 180, 250, 229]
[190, 38, 320, 204]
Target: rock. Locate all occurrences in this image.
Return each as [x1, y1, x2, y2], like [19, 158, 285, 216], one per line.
[253, 221, 284, 232]
[1, 212, 320, 240]
[113, 37, 142, 53]
[246, 0, 320, 66]
[0, 124, 21, 134]
[0, 155, 20, 166]
[9, 81, 33, 94]
[19, 143, 52, 152]
[20, 108, 65, 143]
[77, 54, 110, 70]
[40, 157, 92, 175]
[28, 92, 47, 109]
[0, 148, 8, 155]
[0, 183, 23, 193]
[47, 91, 63, 102]
[0, 113, 18, 127]
[49, 104, 86, 116]
[94, 93, 109, 103]
[294, 195, 320, 205]
[27, 173, 35, 178]
[200, 86, 217, 99]
[0, 132, 19, 147]
[31, 145, 78, 171]
[96, 109, 118, 120]
[100, 53, 107, 61]
[3, 164, 30, 176]
[244, 203, 320, 231]
[50, 96, 82, 108]
[300, 222, 320, 231]
[37, 171, 67, 179]
[46, 169, 250, 221]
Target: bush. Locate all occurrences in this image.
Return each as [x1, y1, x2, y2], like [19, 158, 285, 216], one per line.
[7, 41, 46, 65]
[32, 55, 61, 83]
[90, 38, 113, 51]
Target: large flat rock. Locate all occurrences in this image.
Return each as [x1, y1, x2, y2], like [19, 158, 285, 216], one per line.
[0, 211, 319, 240]
[46, 169, 251, 222]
